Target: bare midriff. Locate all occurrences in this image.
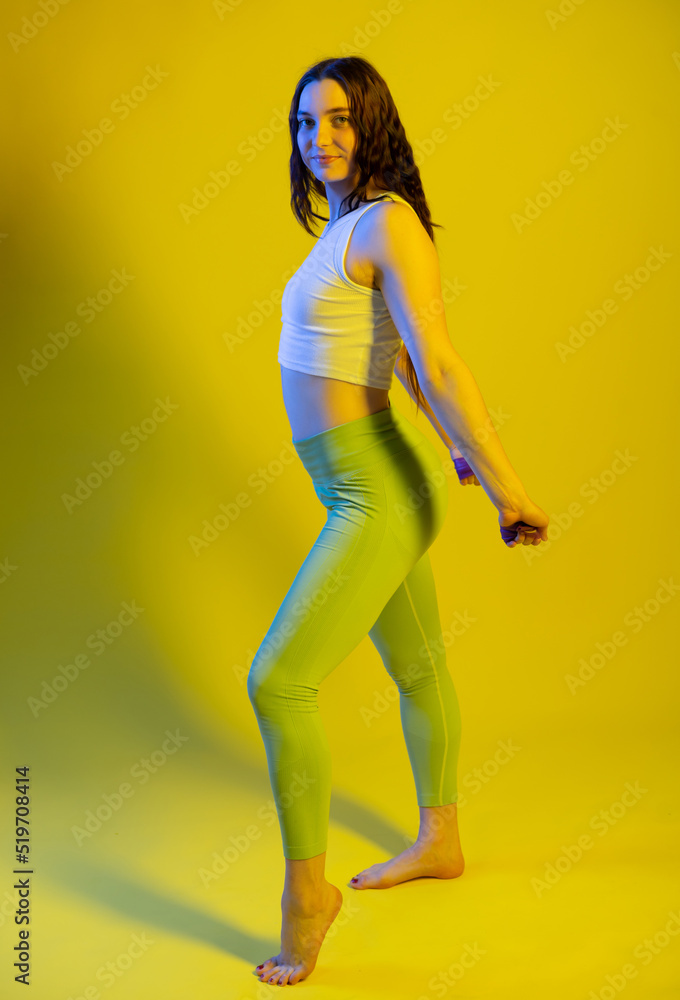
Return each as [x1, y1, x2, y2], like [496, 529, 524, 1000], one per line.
[280, 365, 390, 442]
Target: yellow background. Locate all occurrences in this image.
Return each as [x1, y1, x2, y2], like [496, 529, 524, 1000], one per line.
[1, 0, 679, 997]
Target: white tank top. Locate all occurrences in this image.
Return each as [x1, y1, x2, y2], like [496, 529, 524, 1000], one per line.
[278, 191, 418, 390]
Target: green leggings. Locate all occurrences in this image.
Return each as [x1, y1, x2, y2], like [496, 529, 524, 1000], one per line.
[247, 402, 462, 860]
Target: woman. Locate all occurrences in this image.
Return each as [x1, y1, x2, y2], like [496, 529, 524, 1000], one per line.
[248, 56, 549, 987]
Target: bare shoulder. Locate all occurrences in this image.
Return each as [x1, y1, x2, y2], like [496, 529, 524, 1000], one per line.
[367, 197, 421, 230]
[357, 200, 437, 288]
[353, 198, 431, 258]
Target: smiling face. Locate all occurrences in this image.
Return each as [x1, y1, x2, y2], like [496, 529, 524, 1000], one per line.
[296, 77, 360, 189]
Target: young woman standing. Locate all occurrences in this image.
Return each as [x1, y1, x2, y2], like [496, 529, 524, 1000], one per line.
[248, 56, 549, 987]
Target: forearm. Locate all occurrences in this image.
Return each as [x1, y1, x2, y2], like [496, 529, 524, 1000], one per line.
[421, 358, 528, 510]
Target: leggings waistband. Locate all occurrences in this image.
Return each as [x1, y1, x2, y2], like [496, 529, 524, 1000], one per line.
[292, 403, 424, 485]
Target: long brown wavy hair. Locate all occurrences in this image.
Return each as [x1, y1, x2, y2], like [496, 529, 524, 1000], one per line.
[287, 56, 444, 415]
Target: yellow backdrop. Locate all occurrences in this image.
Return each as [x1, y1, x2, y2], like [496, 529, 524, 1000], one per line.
[1, 1, 679, 997]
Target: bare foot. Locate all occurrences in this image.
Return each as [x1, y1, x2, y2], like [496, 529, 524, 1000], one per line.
[254, 881, 343, 986]
[348, 837, 465, 890]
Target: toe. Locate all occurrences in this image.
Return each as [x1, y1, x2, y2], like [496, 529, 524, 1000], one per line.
[264, 965, 284, 984]
[277, 966, 294, 985]
[288, 966, 305, 985]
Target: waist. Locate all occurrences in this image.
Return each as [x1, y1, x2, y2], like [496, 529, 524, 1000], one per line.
[292, 402, 425, 485]
[281, 364, 391, 441]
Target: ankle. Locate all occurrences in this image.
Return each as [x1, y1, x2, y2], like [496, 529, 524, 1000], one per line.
[415, 829, 457, 848]
[283, 879, 331, 904]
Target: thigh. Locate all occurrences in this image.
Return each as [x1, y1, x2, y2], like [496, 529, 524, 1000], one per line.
[381, 433, 449, 566]
[250, 475, 415, 693]
[250, 432, 449, 693]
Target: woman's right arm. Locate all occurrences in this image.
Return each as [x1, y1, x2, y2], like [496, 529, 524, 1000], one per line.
[420, 356, 549, 542]
[393, 354, 480, 486]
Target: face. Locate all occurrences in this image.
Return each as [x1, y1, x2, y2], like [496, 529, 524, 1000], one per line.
[296, 78, 360, 189]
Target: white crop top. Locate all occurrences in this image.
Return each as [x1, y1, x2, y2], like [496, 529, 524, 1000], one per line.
[278, 190, 418, 390]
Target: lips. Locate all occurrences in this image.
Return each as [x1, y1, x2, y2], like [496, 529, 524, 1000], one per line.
[315, 156, 338, 163]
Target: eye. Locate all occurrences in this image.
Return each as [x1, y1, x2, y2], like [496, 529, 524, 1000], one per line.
[296, 115, 351, 128]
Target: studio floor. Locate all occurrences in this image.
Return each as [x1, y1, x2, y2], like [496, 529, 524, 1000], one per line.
[11, 719, 677, 1000]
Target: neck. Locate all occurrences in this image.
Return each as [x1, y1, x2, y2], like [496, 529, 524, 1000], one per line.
[325, 181, 391, 224]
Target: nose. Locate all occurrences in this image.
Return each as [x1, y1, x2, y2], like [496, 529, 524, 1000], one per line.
[308, 121, 334, 149]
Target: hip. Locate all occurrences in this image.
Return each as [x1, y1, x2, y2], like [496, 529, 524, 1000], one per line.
[292, 402, 449, 547]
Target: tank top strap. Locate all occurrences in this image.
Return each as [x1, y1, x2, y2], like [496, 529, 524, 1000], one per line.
[330, 199, 386, 279]
[330, 191, 417, 279]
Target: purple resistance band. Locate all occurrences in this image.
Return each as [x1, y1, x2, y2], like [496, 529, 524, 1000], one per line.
[499, 520, 536, 543]
[453, 456, 475, 481]
[453, 457, 537, 544]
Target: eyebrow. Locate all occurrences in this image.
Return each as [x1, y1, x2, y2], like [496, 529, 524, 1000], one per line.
[297, 107, 350, 116]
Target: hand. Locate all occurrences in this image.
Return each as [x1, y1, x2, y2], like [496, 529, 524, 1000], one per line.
[497, 498, 550, 548]
[449, 445, 480, 486]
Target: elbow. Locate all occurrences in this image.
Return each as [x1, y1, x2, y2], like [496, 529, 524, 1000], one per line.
[420, 355, 462, 391]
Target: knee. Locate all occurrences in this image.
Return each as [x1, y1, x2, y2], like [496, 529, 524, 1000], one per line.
[383, 642, 439, 688]
[384, 658, 424, 694]
[247, 654, 318, 718]
[392, 656, 444, 695]
[246, 657, 275, 714]
[246, 651, 293, 717]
